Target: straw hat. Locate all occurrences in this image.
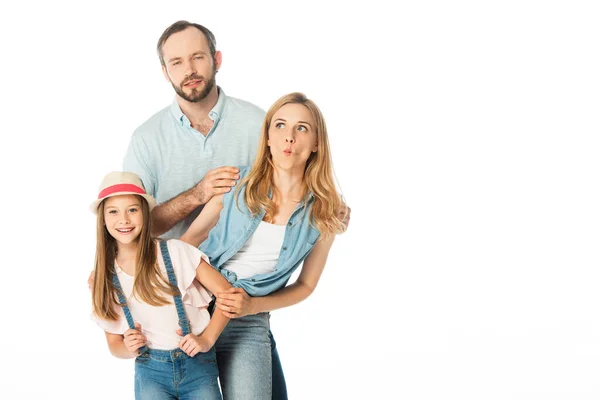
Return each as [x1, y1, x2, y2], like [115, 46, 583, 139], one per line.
[90, 171, 156, 214]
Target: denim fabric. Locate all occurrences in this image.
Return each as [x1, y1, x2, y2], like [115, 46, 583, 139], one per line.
[135, 348, 221, 400]
[200, 166, 321, 297]
[215, 313, 272, 399]
[270, 331, 288, 400]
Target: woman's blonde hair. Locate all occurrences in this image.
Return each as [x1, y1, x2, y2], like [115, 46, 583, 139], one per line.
[91, 195, 179, 321]
[237, 92, 345, 237]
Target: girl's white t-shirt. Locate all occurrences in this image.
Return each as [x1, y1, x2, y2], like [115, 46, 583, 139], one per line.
[223, 221, 287, 279]
[92, 239, 213, 350]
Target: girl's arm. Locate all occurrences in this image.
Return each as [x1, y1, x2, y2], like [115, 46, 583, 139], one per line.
[179, 194, 224, 248]
[193, 258, 233, 346]
[178, 258, 233, 356]
[105, 323, 146, 359]
[216, 234, 336, 317]
[178, 257, 236, 356]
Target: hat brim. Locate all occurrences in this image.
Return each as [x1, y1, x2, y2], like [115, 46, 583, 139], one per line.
[89, 192, 157, 214]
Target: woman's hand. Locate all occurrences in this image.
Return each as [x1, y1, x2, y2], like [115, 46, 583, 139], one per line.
[123, 323, 147, 355]
[176, 329, 214, 357]
[216, 288, 255, 318]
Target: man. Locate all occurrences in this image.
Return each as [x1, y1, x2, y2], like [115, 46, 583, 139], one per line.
[124, 21, 264, 240]
[123, 20, 289, 398]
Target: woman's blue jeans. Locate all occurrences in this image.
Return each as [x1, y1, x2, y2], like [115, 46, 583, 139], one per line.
[215, 312, 288, 399]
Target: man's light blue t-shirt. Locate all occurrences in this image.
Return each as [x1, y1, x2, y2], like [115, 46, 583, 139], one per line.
[123, 87, 265, 239]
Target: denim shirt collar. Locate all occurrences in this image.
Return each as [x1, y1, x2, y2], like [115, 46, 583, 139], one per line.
[261, 189, 314, 221]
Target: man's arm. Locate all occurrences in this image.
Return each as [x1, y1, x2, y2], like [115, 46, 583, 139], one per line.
[152, 167, 240, 236]
[151, 167, 239, 237]
[123, 133, 239, 237]
[338, 201, 351, 233]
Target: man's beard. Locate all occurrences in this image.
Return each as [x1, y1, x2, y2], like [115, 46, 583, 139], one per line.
[172, 66, 216, 103]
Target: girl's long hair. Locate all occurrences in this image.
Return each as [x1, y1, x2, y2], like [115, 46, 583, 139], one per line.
[237, 92, 345, 238]
[91, 195, 178, 321]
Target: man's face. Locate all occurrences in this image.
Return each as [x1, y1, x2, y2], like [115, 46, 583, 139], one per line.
[161, 27, 221, 103]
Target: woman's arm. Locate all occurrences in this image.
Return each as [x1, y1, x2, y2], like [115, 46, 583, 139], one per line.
[216, 234, 336, 317]
[179, 194, 224, 248]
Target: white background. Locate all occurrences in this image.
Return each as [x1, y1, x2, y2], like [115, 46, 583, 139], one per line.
[0, 0, 599, 399]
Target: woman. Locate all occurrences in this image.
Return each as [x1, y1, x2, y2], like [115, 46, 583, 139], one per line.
[181, 92, 346, 399]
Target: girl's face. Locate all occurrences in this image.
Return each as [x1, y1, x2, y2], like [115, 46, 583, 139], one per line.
[103, 195, 144, 246]
[268, 103, 318, 170]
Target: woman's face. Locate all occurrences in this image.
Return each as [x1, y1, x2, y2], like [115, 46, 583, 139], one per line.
[267, 103, 318, 170]
[103, 194, 144, 246]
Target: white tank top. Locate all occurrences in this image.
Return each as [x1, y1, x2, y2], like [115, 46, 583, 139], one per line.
[223, 221, 286, 279]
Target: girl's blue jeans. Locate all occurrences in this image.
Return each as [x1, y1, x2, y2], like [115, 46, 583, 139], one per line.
[135, 347, 221, 400]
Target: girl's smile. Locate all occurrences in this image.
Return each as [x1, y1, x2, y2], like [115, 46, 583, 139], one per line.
[103, 195, 144, 245]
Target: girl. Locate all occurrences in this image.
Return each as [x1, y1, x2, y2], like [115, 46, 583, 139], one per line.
[90, 171, 231, 400]
[180, 92, 346, 399]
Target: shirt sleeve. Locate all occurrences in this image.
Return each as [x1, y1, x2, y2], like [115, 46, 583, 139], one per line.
[90, 309, 128, 335]
[123, 132, 157, 197]
[168, 240, 215, 306]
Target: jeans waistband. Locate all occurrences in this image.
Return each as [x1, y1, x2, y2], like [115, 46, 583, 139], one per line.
[138, 348, 192, 362]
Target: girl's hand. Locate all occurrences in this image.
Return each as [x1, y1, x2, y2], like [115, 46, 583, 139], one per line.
[123, 323, 146, 355]
[176, 329, 213, 357]
[216, 288, 254, 318]
[88, 270, 95, 290]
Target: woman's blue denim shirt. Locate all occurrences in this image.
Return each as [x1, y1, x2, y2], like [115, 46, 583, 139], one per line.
[200, 167, 321, 296]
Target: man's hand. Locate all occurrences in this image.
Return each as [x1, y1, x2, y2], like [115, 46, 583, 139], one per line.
[216, 288, 255, 318]
[193, 166, 240, 205]
[339, 202, 351, 233]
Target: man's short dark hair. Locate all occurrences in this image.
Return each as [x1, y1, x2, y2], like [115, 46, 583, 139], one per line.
[157, 20, 217, 66]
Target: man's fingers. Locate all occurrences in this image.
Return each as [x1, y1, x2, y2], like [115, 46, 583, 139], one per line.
[214, 187, 232, 195]
[208, 166, 240, 177]
[214, 170, 240, 180]
[211, 178, 238, 188]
